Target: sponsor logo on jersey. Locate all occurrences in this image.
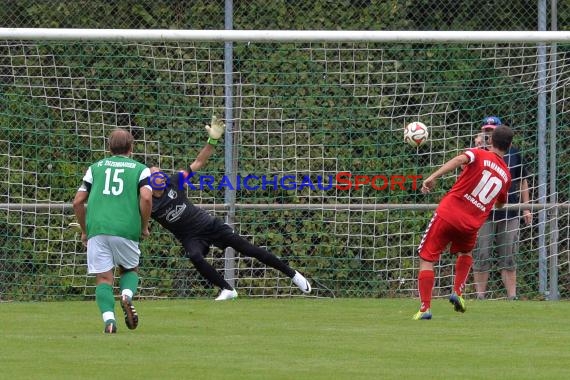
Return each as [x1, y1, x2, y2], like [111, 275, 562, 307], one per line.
[166, 204, 186, 223]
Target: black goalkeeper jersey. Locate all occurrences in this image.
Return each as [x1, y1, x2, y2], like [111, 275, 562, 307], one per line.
[151, 171, 214, 240]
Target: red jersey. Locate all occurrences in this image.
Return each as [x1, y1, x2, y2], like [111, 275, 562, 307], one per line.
[436, 148, 511, 232]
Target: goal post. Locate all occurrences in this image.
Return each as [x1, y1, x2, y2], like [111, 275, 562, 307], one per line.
[0, 29, 568, 301]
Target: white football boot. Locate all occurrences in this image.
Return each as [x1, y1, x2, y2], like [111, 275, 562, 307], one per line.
[292, 271, 312, 294]
[214, 288, 238, 301]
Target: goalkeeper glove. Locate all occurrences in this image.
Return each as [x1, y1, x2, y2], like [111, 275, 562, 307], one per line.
[205, 115, 225, 145]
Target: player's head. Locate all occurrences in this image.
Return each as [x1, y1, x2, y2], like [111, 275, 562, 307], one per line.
[147, 165, 168, 195]
[108, 129, 134, 155]
[490, 125, 513, 152]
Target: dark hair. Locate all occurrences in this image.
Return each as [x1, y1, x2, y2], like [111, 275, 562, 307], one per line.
[491, 125, 514, 152]
[108, 129, 134, 155]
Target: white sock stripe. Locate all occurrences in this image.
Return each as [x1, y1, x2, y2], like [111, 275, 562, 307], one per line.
[102, 311, 115, 322]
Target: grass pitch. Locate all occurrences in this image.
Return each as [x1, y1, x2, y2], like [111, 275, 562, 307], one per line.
[2, 298, 569, 380]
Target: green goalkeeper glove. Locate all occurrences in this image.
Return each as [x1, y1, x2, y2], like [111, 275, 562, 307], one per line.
[205, 115, 225, 145]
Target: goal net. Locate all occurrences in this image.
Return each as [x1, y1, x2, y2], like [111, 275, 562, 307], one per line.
[0, 30, 568, 301]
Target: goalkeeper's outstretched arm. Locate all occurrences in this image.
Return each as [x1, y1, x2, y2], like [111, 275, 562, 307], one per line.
[188, 115, 225, 173]
[189, 144, 215, 172]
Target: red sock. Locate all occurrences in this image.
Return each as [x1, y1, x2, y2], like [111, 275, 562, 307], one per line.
[454, 255, 473, 296]
[418, 270, 434, 311]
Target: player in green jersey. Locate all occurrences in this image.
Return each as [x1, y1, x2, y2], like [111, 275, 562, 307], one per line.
[73, 129, 153, 334]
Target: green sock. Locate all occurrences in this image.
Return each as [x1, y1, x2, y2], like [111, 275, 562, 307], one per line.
[119, 271, 139, 297]
[95, 283, 115, 315]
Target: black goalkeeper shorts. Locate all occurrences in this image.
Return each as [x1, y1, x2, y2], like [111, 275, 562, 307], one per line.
[180, 218, 236, 258]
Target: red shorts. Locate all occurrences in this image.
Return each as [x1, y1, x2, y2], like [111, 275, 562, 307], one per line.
[418, 212, 477, 262]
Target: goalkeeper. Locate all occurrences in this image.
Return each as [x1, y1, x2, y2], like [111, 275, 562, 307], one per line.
[148, 116, 312, 300]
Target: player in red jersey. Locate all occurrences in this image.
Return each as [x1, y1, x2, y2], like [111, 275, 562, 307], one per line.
[413, 126, 514, 320]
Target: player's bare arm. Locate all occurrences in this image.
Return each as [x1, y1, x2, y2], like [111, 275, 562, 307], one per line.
[521, 178, 532, 224]
[421, 154, 470, 193]
[189, 143, 215, 172]
[72, 190, 89, 245]
[139, 186, 153, 238]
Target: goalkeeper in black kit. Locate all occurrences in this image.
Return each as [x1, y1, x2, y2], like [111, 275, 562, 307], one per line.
[148, 116, 312, 300]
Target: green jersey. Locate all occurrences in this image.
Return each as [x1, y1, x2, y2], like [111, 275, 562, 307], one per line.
[79, 155, 150, 241]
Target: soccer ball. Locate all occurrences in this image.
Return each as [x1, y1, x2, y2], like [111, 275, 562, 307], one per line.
[404, 122, 429, 147]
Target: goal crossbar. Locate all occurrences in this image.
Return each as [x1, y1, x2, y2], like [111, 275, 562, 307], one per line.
[1, 28, 570, 43]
